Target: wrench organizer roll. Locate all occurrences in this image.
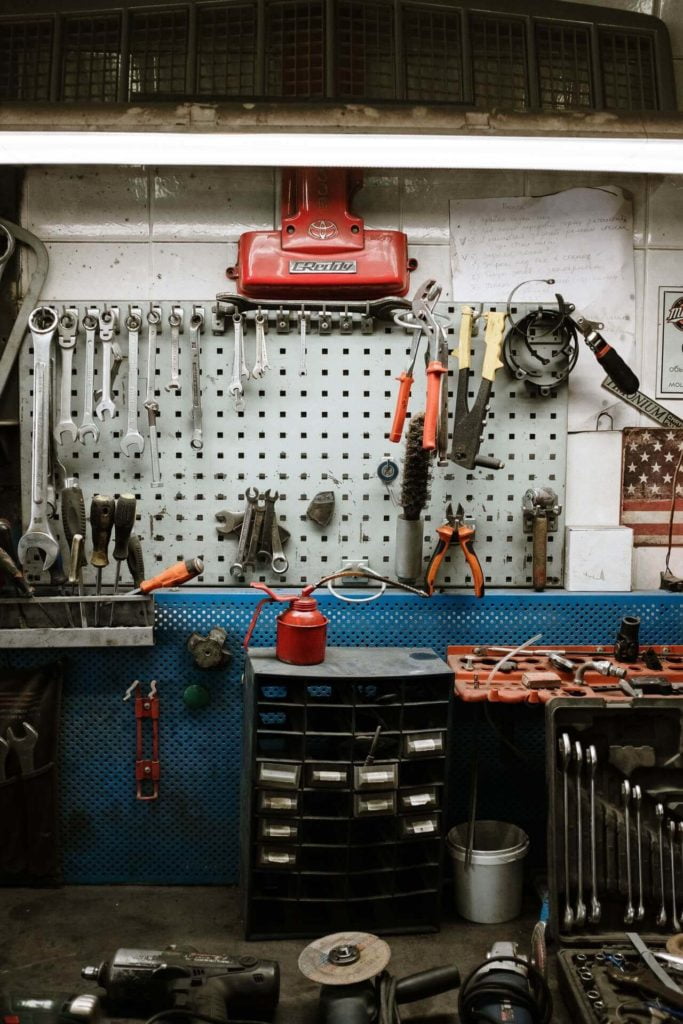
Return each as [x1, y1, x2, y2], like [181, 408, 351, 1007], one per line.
[548, 698, 683, 947]
[17, 296, 567, 594]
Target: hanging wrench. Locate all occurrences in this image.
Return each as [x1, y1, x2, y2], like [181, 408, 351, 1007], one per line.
[231, 487, 259, 576]
[657, 803, 668, 928]
[77, 310, 100, 444]
[633, 784, 645, 922]
[559, 733, 574, 932]
[144, 400, 161, 486]
[17, 306, 60, 570]
[229, 313, 246, 412]
[120, 309, 144, 457]
[95, 308, 116, 420]
[165, 307, 182, 392]
[586, 745, 601, 924]
[145, 307, 161, 404]
[574, 742, 587, 928]
[670, 819, 681, 931]
[251, 312, 270, 378]
[257, 489, 277, 565]
[623, 780, 635, 925]
[54, 309, 78, 445]
[270, 515, 289, 576]
[298, 309, 309, 376]
[189, 308, 204, 451]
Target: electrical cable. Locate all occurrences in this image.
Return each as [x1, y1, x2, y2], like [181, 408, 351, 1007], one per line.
[377, 971, 401, 1024]
[458, 955, 552, 1024]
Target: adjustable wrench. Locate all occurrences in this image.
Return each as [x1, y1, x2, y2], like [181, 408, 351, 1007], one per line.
[78, 310, 100, 444]
[623, 780, 635, 925]
[252, 312, 270, 378]
[574, 742, 587, 928]
[95, 309, 116, 420]
[165, 307, 182, 392]
[54, 309, 78, 445]
[189, 308, 204, 451]
[120, 308, 144, 456]
[18, 306, 60, 570]
[559, 733, 574, 931]
[670, 819, 681, 931]
[231, 487, 258, 576]
[586, 745, 601, 924]
[633, 784, 645, 922]
[657, 803, 667, 927]
[229, 313, 247, 412]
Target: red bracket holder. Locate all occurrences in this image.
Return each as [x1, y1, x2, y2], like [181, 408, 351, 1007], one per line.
[124, 680, 160, 801]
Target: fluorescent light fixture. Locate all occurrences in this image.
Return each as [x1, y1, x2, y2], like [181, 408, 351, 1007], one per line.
[0, 131, 682, 173]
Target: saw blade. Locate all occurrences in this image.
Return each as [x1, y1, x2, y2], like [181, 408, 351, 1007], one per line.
[298, 931, 391, 986]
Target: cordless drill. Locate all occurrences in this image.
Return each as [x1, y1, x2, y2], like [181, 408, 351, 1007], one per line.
[81, 947, 279, 1022]
[0, 993, 100, 1024]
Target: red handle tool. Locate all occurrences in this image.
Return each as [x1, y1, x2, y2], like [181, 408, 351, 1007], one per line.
[423, 359, 447, 451]
[131, 556, 204, 595]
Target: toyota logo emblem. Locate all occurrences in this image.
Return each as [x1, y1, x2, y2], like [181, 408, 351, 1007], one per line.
[308, 220, 338, 240]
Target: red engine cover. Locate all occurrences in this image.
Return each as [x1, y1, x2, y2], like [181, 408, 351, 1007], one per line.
[231, 168, 412, 300]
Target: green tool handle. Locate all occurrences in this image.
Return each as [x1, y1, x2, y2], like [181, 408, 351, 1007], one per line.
[112, 493, 137, 561]
[62, 485, 87, 570]
[126, 534, 145, 588]
[89, 494, 115, 569]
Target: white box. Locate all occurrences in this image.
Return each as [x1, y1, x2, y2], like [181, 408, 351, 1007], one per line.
[564, 526, 633, 592]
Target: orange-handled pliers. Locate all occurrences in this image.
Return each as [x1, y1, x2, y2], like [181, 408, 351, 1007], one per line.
[425, 503, 485, 597]
[389, 279, 442, 443]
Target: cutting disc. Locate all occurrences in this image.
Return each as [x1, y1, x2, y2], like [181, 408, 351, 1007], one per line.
[298, 931, 391, 985]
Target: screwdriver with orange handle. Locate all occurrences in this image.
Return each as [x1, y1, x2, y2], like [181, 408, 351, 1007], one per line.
[425, 503, 485, 598]
[129, 556, 204, 595]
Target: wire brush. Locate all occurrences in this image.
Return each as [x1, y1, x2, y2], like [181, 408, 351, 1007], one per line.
[400, 413, 432, 521]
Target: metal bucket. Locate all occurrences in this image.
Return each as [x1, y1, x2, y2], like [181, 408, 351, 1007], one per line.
[447, 820, 529, 924]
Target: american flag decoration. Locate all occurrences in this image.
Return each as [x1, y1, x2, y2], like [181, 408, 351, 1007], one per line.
[621, 428, 683, 546]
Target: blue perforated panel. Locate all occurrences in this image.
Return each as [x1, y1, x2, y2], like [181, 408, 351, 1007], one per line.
[2, 591, 680, 883]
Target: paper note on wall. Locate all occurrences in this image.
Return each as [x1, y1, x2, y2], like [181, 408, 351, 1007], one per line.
[449, 187, 637, 431]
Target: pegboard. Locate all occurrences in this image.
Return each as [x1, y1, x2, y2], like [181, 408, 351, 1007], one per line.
[19, 299, 567, 590]
[2, 590, 679, 885]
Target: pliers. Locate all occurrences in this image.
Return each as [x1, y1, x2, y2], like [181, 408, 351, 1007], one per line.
[425, 503, 485, 597]
[450, 308, 506, 471]
[389, 279, 443, 447]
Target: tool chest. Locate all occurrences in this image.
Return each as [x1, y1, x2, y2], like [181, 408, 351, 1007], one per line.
[241, 647, 453, 939]
[547, 696, 683, 1022]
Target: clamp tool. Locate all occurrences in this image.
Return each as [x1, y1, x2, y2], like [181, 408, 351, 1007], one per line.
[389, 279, 442, 444]
[124, 681, 160, 801]
[449, 308, 506, 471]
[425, 503, 484, 597]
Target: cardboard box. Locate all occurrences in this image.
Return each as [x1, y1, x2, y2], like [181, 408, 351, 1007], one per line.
[564, 526, 633, 591]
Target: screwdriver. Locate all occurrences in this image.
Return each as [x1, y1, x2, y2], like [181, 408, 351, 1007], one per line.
[90, 494, 116, 625]
[109, 494, 137, 626]
[126, 533, 148, 626]
[68, 534, 87, 627]
[128, 556, 204, 595]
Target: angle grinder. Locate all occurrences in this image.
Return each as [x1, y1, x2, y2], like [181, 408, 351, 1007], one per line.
[298, 930, 460, 1024]
[458, 941, 552, 1024]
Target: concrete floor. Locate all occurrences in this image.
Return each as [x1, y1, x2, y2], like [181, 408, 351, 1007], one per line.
[0, 886, 571, 1022]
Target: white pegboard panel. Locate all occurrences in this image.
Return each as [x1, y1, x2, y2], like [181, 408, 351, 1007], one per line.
[19, 299, 567, 590]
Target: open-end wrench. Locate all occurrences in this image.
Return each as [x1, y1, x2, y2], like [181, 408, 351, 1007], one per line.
[657, 803, 667, 928]
[144, 400, 161, 487]
[120, 309, 144, 457]
[230, 487, 258, 576]
[6, 721, 38, 774]
[559, 733, 574, 932]
[633, 784, 645, 922]
[18, 307, 60, 570]
[245, 496, 266, 569]
[257, 489, 277, 565]
[574, 742, 587, 928]
[145, 307, 161, 404]
[78, 311, 100, 444]
[251, 312, 270, 378]
[623, 780, 635, 925]
[229, 313, 246, 412]
[95, 309, 116, 420]
[270, 516, 289, 576]
[54, 309, 78, 445]
[670, 819, 681, 931]
[189, 308, 204, 451]
[165, 308, 182, 392]
[586, 745, 601, 924]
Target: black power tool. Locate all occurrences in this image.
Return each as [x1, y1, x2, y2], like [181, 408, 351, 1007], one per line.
[0, 993, 100, 1024]
[458, 942, 552, 1024]
[81, 947, 279, 1023]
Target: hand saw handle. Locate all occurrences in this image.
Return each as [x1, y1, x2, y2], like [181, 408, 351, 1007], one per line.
[390, 371, 414, 443]
[423, 361, 447, 451]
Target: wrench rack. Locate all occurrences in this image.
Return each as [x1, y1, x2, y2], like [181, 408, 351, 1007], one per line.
[547, 698, 683, 948]
[18, 298, 567, 595]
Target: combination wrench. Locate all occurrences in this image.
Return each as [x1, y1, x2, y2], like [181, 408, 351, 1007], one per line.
[165, 308, 182, 392]
[251, 312, 270, 378]
[229, 313, 247, 412]
[623, 780, 635, 925]
[54, 309, 78, 445]
[17, 306, 60, 570]
[231, 488, 258, 576]
[670, 819, 681, 931]
[189, 308, 204, 451]
[586, 744, 601, 925]
[298, 309, 309, 376]
[574, 742, 587, 928]
[144, 307, 162, 486]
[559, 733, 574, 932]
[657, 803, 667, 927]
[633, 784, 645, 922]
[95, 308, 116, 420]
[120, 309, 144, 456]
[78, 311, 100, 444]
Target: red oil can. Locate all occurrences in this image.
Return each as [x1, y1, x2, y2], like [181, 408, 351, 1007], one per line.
[243, 582, 329, 665]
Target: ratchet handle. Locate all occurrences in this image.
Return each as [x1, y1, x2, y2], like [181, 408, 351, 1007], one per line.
[424, 523, 454, 597]
[457, 524, 485, 598]
[112, 493, 137, 561]
[593, 341, 640, 395]
[390, 371, 414, 443]
[423, 360, 447, 451]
